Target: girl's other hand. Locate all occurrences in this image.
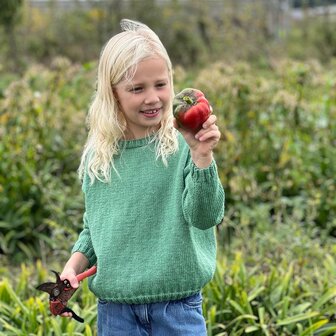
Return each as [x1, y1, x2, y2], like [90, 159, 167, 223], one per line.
[59, 269, 79, 318]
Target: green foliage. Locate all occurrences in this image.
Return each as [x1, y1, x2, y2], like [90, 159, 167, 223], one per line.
[0, 239, 336, 335]
[203, 254, 336, 335]
[287, 16, 336, 62]
[0, 57, 95, 261]
[203, 219, 336, 335]
[2, 0, 336, 71]
[190, 59, 336, 238]
[0, 261, 97, 335]
[0, 0, 23, 28]
[0, 56, 335, 262]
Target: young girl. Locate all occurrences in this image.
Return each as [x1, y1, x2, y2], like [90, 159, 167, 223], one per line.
[60, 19, 225, 335]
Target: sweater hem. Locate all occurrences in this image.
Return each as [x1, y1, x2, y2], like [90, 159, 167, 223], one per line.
[94, 289, 203, 305]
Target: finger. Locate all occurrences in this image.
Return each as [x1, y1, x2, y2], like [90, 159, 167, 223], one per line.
[60, 274, 79, 288]
[195, 124, 219, 140]
[198, 129, 221, 142]
[202, 114, 217, 129]
[70, 279, 79, 288]
[61, 312, 73, 318]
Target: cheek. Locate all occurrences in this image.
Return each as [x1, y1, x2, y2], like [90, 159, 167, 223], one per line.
[163, 94, 173, 113]
[118, 93, 135, 110]
[164, 93, 173, 108]
[162, 88, 172, 102]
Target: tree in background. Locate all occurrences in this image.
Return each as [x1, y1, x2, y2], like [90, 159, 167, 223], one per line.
[0, 0, 23, 71]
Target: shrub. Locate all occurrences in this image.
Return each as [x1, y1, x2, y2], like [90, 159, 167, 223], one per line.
[0, 58, 94, 261]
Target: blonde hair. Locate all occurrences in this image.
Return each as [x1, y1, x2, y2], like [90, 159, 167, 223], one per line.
[78, 19, 178, 184]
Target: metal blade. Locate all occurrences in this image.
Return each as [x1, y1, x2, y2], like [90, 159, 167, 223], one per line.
[51, 270, 62, 284]
[36, 282, 56, 294]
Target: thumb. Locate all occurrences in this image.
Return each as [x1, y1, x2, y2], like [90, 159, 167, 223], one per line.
[70, 277, 79, 289]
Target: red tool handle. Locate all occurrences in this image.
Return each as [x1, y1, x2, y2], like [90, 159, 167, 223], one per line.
[76, 266, 97, 282]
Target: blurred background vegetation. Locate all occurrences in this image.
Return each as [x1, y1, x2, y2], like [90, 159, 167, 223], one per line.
[0, 0, 336, 335]
[1, 0, 336, 72]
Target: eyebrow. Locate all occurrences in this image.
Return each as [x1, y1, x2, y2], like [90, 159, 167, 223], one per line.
[127, 78, 169, 87]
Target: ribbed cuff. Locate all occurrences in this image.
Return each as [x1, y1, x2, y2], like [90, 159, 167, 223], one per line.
[189, 160, 217, 181]
[72, 242, 97, 267]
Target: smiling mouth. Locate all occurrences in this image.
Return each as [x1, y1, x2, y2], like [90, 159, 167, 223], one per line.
[140, 108, 161, 116]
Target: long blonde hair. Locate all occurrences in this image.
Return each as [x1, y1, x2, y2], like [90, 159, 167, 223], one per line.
[78, 19, 178, 184]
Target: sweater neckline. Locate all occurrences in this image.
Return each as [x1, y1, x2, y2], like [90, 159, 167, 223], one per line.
[119, 134, 156, 149]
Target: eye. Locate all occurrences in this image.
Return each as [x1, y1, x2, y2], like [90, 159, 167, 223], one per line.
[156, 82, 167, 88]
[130, 86, 143, 93]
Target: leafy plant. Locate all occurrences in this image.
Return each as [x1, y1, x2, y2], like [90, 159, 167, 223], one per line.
[203, 251, 336, 335]
[0, 58, 94, 261]
[193, 59, 336, 238]
[0, 261, 97, 336]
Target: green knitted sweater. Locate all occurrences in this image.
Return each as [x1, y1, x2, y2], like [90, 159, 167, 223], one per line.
[72, 133, 225, 304]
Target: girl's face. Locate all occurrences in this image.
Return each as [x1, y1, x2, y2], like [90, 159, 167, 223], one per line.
[114, 57, 172, 139]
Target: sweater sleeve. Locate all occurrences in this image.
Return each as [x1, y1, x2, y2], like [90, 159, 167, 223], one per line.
[71, 211, 97, 267]
[182, 158, 225, 230]
[71, 171, 97, 267]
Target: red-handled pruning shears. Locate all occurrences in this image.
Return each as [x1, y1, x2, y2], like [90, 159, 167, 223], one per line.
[36, 266, 97, 323]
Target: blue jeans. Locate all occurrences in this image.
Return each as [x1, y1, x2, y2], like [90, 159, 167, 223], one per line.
[97, 292, 207, 336]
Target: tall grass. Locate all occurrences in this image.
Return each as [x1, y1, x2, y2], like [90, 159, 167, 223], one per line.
[0, 261, 97, 336]
[1, 244, 336, 335]
[203, 221, 336, 335]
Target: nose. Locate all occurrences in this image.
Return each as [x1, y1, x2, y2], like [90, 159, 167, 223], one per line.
[144, 89, 160, 105]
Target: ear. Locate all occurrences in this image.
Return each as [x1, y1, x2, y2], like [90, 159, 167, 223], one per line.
[113, 88, 123, 113]
[112, 87, 119, 102]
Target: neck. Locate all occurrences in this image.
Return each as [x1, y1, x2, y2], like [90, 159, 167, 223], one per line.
[123, 127, 159, 140]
